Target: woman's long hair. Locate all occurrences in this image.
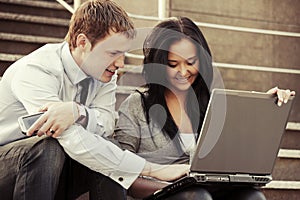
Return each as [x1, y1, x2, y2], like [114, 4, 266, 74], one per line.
[140, 17, 213, 140]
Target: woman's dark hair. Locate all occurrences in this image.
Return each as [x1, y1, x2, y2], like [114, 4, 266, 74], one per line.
[140, 16, 213, 140]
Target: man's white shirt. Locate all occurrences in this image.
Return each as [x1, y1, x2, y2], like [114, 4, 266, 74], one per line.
[0, 42, 145, 188]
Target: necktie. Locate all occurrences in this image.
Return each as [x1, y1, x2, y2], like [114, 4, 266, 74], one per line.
[79, 78, 90, 105]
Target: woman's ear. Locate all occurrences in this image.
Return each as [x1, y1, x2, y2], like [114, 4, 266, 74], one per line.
[76, 33, 92, 51]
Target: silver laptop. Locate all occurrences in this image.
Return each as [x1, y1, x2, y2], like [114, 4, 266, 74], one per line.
[145, 88, 294, 200]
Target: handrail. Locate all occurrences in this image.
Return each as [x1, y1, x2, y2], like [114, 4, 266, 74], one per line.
[127, 13, 300, 38]
[55, 1, 300, 38]
[213, 62, 300, 75]
[125, 53, 300, 75]
[194, 21, 300, 38]
[56, 0, 75, 14]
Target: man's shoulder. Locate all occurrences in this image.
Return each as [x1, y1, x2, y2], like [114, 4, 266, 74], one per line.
[30, 42, 64, 61]
[26, 42, 65, 74]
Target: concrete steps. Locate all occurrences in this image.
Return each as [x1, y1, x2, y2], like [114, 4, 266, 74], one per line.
[0, 0, 71, 18]
[0, 11, 68, 38]
[0, 32, 63, 54]
[262, 181, 300, 199]
[0, 0, 68, 76]
[0, 1, 299, 199]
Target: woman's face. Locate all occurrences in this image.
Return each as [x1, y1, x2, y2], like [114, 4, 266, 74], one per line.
[166, 38, 199, 93]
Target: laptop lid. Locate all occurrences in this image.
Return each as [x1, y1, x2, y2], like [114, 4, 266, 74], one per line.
[190, 88, 294, 175]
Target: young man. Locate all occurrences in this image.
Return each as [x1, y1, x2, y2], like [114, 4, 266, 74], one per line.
[0, 1, 188, 199]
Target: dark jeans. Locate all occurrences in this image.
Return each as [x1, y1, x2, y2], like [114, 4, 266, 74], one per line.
[0, 136, 126, 200]
[0, 136, 64, 199]
[56, 156, 126, 200]
[165, 184, 266, 200]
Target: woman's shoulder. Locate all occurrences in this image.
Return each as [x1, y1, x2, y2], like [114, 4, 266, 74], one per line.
[126, 91, 145, 105]
[118, 91, 145, 113]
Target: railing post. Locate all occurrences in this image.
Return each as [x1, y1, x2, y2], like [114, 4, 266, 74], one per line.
[74, 0, 81, 10]
[158, 0, 167, 19]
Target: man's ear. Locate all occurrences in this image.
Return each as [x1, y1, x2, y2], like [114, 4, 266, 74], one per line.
[76, 34, 92, 51]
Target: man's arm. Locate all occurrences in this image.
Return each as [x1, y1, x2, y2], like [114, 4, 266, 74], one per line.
[84, 74, 117, 136]
[13, 63, 189, 189]
[11, 63, 146, 188]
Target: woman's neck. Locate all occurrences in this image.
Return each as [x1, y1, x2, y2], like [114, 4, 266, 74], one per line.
[165, 89, 187, 104]
[165, 90, 193, 133]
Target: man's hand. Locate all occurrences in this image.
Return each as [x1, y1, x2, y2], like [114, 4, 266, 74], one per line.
[27, 102, 78, 137]
[142, 162, 190, 182]
[267, 87, 296, 106]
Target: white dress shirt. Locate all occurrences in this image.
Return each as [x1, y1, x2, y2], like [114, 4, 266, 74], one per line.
[0, 42, 145, 189]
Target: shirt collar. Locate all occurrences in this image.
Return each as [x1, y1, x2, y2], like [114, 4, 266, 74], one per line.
[61, 42, 88, 85]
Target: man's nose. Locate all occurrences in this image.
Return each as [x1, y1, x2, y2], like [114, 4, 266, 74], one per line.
[114, 55, 125, 68]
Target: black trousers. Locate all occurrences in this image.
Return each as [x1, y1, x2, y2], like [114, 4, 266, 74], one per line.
[165, 184, 266, 200]
[56, 156, 126, 200]
[0, 136, 126, 200]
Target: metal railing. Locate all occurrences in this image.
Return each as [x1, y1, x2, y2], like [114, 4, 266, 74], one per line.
[55, 0, 300, 75]
[56, 0, 300, 38]
[125, 53, 300, 75]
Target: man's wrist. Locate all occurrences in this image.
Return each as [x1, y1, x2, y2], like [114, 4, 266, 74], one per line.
[75, 102, 87, 125]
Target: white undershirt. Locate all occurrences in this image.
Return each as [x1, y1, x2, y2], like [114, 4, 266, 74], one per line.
[179, 133, 196, 155]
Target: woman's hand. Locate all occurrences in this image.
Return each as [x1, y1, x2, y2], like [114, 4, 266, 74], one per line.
[142, 162, 190, 182]
[267, 87, 296, 106]
[27, 101, 78, 137]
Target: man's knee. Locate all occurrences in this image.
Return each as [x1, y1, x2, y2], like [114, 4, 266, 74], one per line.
[30, 137, 65, 172]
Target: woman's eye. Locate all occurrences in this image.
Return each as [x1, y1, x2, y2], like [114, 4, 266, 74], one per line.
[168, 63, 177, 68]
[187, 60, 196, 65]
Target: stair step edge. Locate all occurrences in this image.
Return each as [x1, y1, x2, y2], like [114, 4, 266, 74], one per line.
[263, 180, 300, 190]
[0, 0, 66, 10]
[0, 32, 63, 43]
[278, 149, 300, 159]
[0, 12, 69, 26]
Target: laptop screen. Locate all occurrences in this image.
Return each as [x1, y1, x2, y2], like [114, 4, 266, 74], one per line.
[190, 89, 294, 175]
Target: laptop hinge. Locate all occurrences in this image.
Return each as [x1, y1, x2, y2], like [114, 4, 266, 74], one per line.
[190, 173, 272, 184]
[190, 173, 230, 182]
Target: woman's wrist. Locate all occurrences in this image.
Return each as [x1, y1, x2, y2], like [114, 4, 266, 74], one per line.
[142, 162, 153, 177]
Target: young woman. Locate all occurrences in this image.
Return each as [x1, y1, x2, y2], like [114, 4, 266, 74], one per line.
[114, 17, 295, 200]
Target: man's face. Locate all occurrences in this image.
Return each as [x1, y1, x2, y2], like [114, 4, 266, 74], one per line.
[78, 32, 131, 82]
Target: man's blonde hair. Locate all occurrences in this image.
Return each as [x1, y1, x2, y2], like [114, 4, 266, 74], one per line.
[65, 0, 135, 50]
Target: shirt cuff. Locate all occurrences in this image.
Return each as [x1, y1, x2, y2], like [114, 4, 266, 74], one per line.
[109, 150, 146, 189]
[85, 107, 95, 132]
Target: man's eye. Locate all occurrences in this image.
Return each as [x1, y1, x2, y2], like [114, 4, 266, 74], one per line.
[109, 53, 117, 57]
[109, 52, 118, 57]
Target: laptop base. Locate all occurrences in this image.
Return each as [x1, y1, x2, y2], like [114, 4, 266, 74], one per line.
[190, 173, 272, 186]
[143, 173, 271, 200]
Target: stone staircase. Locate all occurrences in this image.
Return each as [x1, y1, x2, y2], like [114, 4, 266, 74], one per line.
[0, 0, 70, 76]
[1, 0, 300, 199]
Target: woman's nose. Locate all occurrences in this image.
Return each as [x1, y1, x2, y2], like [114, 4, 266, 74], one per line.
[177, 64, 188, 76]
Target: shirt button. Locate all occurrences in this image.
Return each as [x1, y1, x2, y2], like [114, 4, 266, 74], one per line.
[118, 177, 124, 182]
